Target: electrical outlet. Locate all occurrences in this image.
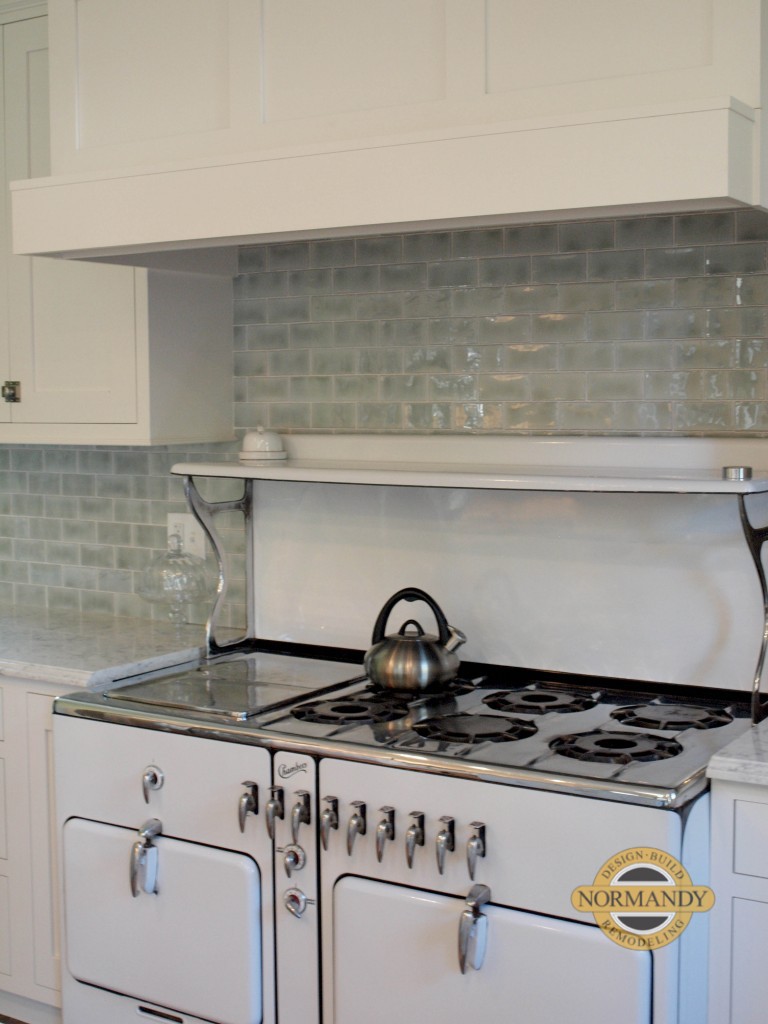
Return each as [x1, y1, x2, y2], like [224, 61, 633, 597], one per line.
[167, 512, 206, 560]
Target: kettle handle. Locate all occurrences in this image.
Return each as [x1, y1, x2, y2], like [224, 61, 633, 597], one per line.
[371, 587, 451, 645]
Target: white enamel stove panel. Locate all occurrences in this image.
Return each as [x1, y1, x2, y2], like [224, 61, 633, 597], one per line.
[318, 758, 692, 1024]
[55, 716, 275, 1024]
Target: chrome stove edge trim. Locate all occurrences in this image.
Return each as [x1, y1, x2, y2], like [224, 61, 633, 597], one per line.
[51, 695, 696, 809]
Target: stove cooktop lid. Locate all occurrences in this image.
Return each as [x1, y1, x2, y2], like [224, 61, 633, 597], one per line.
[105, 652, 365, 720]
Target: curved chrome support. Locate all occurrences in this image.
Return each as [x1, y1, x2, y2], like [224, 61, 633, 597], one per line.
[738, 495, 768, 723]
[183, 475, 253, 657]
[458, 884, 491, 974]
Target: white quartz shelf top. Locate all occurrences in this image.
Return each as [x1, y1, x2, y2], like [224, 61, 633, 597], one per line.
[172, 434, 768, 493]
[172, 458, 768, 493]
[0, 603, 205, 689]
[708, 722, 768, 786]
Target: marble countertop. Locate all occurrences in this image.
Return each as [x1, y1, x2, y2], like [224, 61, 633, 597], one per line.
[708, 720, 768, 786]
[0, 603, 207, 689]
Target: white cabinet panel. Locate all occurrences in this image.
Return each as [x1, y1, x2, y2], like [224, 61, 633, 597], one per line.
[74, 0, 233, 148]
[262, 0, 447, 121]
[1, 13, 234, 445]
[730, 898, 768, 1023]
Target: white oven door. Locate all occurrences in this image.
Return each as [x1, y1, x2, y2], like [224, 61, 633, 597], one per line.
[330, 876, 651, 1024]
[63, 817, 262, 1024]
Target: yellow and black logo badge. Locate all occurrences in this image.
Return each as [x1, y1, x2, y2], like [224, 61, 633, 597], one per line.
[571, 847, 714, 949]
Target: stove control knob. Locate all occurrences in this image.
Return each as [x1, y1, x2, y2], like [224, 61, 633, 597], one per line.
[375, 806, 396, 862]
[290, 790, 311, 844]
[265, 786, 284, 840]
[283, 887, 315, 919]
[320, 796, 339, 851]
[280, 844, 306, 878]
[466, 822, 486, 880]
[405, 811, 425, 869]
[141, 765, 164, 804]
[436, 816, 455, 875]
[347, 801, 367, 855]
[238, 781, 259, 833]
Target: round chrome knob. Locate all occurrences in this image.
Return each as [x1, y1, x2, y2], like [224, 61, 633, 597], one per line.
[282, 843, 306, 878]
[283, 888, 308, 918]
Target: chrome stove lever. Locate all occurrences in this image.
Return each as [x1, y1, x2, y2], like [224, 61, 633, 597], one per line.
[238, 781, 259, 833]
[141, 765, 164, 804]
[129, 818, 162, 898]
[458, 884, 491, 974]
[466, 822, 486, 880]
[320, 796, 339, 851]
[290, 790, 311, 844]
[347, 801, 367, 855]
[265, 786, 284, 840]
[375, 806, 395, 863]
[405, 811, 425, 869]
[435, 815, 455, 875]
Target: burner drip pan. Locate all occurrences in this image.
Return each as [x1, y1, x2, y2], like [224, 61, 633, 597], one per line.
[610, 703, 734, 731]
[551, 730, 684, 765]
[412, 713, 537, 745]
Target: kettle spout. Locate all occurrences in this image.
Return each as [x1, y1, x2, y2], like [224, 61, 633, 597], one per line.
[445, 625, 467, 654]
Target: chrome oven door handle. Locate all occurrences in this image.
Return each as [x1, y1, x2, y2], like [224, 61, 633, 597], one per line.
[458, 884, 491, 974]
[129, 819, 162, 898]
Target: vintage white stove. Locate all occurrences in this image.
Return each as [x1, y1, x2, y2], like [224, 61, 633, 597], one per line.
[52, 436, 768, 1024]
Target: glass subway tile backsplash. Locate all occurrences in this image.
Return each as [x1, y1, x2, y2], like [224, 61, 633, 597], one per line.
[4, 209, 768, 617]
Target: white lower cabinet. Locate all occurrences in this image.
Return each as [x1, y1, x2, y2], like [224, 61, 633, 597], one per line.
[0, 678, 67, 1024]
[709, 781, 768, 1023]
[0, 10, 234, 446]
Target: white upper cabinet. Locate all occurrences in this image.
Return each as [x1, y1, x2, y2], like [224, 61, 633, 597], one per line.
[1, 10, 234, 444]
[10, 0, 768, 261]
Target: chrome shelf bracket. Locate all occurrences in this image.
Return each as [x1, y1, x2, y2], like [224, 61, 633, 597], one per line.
[183, 475, 254, 657]
[738, 494, 768, 724]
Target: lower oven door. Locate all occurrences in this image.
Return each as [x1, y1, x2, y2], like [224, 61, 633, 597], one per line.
[63, 818, 262, 1024]
[330, 875, 651, 1024]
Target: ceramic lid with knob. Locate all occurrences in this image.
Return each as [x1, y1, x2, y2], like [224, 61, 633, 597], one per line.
[239, 426, 288, 462]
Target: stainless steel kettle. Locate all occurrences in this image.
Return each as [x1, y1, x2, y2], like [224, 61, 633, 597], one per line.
[364, 587, 466, 693]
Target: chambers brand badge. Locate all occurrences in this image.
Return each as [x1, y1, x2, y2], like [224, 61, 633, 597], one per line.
[571, 847, 714, 949]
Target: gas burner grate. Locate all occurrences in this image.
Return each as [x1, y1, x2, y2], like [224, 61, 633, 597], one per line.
[550, 730, 684, 765]
[483, 686, 599, 715]
[291, 693, 409, 726]
[610, 702, 734, 731]
[411, 713, 538, 745]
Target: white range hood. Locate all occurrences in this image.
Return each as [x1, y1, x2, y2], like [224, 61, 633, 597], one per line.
[9, 99, 757, 269]
[9, 0, 768, 268]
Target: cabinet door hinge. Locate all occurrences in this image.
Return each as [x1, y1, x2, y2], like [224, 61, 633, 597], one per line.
[1, 381, 20, 403]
